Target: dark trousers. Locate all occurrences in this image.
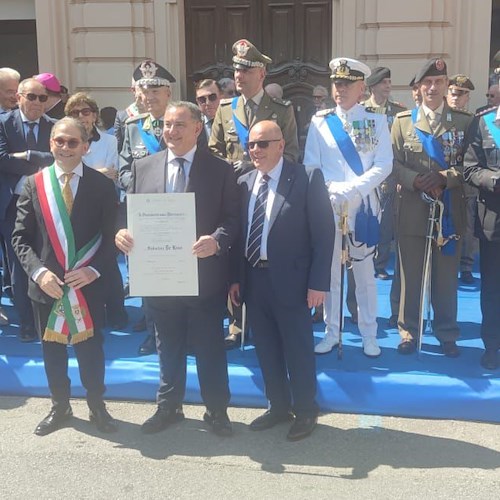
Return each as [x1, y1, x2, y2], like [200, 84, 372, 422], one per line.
[479, 239, 500, 351]
[374, 189, 395, 271]
[0, 197, 35, 328]
[246, 266, 318, 418]
[147, 293, 230, 411]
[32, 301, 106, 410]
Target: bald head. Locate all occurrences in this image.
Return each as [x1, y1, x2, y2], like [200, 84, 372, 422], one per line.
[248, 120, 284, 173]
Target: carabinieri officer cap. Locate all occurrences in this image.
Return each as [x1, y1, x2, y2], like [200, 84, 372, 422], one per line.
[133, 60, 176, 88]
[329, 57, 371, 82]
[232, 39, 272, 69]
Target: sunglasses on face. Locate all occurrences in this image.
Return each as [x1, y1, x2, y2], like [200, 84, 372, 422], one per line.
[52, 137, 82, 149]
[248, 139, 281, 150]
[68, 107, 93, 118]
[21, 93, 48, 103]
[196, 93, 218, 105]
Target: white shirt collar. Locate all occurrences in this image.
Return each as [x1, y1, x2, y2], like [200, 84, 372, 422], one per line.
[257, 157, 284, 183]
[19, 109, 40, 125]
[54, 162, 84, 179]
[168, 144, 197, 165]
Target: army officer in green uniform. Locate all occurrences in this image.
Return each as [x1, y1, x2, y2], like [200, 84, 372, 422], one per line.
[209, 39, 299, 348]
[392, 58, 474, 357]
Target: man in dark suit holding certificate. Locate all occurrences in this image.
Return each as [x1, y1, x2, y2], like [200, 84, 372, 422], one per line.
[229, 121, 335, 441]
[116, 101, 239, 436]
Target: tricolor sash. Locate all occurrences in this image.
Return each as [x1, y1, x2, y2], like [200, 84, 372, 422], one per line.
[137, 119, 162, 155]
[231, 97, 250, 152]
[35, 165, 102, 344]
[411, 108, 457, 255]
[483, 110, 500, 149]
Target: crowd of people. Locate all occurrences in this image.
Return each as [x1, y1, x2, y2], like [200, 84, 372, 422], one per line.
[0, 38, 499, 441]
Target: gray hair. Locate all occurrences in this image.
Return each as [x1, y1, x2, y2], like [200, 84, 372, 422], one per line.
[0, 67, 21, 84]
[165, 101, 202, 123]
[18, 78, 47, 94]
[51, 117, 90, 143]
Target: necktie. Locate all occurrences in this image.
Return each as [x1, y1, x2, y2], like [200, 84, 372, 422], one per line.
[173, 157, 186, 193]
[26, 122, 37, 150]
[246, 174, 270, 267]
[245, 99, 256, 126]
[62, 172, 74, 215]
[428, 111, 441, 133]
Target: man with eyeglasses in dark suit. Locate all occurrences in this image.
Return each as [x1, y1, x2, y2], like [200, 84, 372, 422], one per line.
[0, 78, 55, 342]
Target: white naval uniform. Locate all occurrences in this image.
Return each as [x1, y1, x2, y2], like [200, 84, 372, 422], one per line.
[303, 103, 393, 351]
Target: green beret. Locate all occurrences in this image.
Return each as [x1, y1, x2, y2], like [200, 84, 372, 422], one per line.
[414, 58, 447, 83]
[366, 67, 391, 87]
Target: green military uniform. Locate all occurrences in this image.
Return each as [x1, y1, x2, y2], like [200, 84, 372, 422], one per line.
[362, 96, 407, 130]
[209, 38, 299, 176]
[392, 101, 474, 344]
[209, 91, 299, 173]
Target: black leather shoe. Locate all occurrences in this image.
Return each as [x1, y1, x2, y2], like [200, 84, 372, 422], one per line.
[89, 407, 118, 433]
[375, 269, 391, 280]
[138, 334, 156, 356]
[224, 333, 241, 350]
[460, 271, 475, 284]
[132, 316, 147, 332]
[397, 340, 416, 355]
[480, 350, 499, 370]
[19, 325, 37, 343]
[250, 410, 294, 431]
[141, 407, 185, 434]
[441, 341, 460, 358]
[108, 312, 128, 331]
[35, 406, 73, 436]
[286, 415, 318, 441]
[203, 409, 233, 436]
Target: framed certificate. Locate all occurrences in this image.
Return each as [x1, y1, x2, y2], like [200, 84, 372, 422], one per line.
[126, 193, 198, 296]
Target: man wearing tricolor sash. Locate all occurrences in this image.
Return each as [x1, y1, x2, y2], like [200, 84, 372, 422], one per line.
[12, 117, 119, 436]
[304, 57, 393, 358]
[464, 55, 500, 371]
[392, 58, 474, 357]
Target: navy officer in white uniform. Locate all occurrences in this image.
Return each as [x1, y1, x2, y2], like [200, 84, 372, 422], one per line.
[303, 57, 393, 357]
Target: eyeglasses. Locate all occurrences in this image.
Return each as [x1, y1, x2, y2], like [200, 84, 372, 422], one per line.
[248, 139, 281, 150]
[196, 93, 218, 105]
[52, 137, 82, 149]
[21, 93, 48, 103]
[68, 107, 93, 118]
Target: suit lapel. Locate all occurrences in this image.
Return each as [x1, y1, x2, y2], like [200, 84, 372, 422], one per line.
[71, 166, 89, 223]
[434, 103, 455, 138]
[13, 111, 27, 147]
[268, 161, 295, 233]
[243, 170, 258, 237]
[413, 107, 433, 135]
[38, 116, 52, 151]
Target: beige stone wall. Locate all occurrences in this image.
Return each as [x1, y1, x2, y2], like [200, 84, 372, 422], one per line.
[333, 0, 493, 111]
[33, 0, 492, 112]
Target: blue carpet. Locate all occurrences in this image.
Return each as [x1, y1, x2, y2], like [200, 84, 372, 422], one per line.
[1, 257, 499, 423]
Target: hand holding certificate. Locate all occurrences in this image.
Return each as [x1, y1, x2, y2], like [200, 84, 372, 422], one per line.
[125, 193, 199, 296]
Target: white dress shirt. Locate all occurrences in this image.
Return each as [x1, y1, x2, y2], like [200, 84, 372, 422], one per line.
[166, 145, 196, 193]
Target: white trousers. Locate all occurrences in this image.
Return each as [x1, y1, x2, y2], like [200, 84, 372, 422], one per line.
[323, 229, 378, 339]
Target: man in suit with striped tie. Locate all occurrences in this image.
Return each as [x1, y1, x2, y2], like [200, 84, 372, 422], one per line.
[229, 120, 334, 441]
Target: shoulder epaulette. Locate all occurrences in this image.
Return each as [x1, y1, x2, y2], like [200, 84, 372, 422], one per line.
[268, 96, 292, 107]
[476, 105, 497, 117]
[220, 98, 235, 106]
[365, 107, 376, 113]
[452, 108, 474, 116]
[394, 109, 413, 119]
[315, 108, 336, 117]
[390, 100, 407, 109]
[125, 112, 149, 124]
